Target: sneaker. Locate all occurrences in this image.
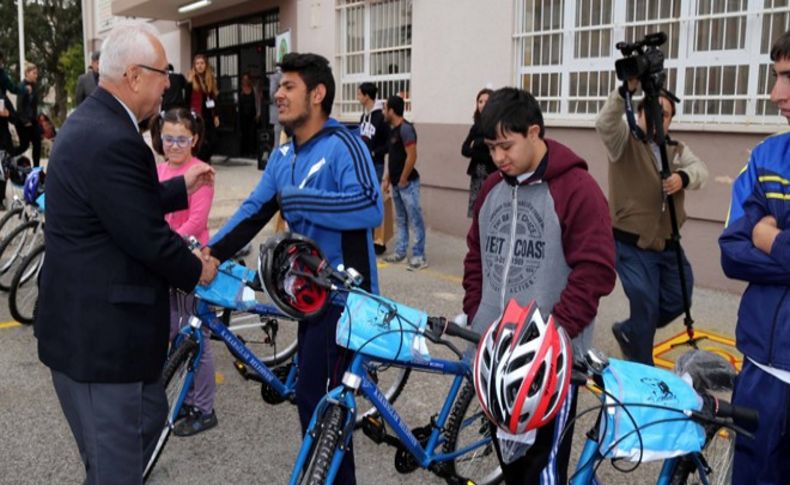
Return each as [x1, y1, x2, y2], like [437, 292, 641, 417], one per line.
[406, 256, 428, 271]
[383, 253, 406, 264]
[174, 404, 196, 423]
[374, 243, 386, 256]
[611, 322, 633, 360]
[173, 408, 218, 437]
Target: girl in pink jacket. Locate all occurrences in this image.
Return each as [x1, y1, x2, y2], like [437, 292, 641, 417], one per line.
[152, 108, 217, 436]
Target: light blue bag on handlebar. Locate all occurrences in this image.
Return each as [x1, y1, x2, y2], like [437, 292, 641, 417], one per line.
[336, 292, 430, 363]
[597, 358, 705, 462]
[195, 260, 258, 311]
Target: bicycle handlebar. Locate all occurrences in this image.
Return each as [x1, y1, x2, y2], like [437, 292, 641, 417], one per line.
[426, 316, 481, 344]
[705, 397, 759, 427]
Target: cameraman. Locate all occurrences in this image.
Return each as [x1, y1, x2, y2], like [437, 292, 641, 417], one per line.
[595, 78, 708, 365]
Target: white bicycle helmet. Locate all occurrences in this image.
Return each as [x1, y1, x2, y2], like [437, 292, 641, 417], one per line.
[473, 299, 572, 434]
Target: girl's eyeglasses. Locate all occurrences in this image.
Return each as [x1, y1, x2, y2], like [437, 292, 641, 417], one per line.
[161, 135, 193, 148]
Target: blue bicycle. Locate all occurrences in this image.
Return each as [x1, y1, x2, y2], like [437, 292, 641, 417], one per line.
[144, 250, 411, 481]
[288, 285, 502, 485]
[568, 349, 758, 485]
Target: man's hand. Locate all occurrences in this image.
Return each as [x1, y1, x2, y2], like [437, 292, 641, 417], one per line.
[752, 215, 780, 255]
[213, 116, 220, 128]
[196, 249, 219, 285]
[398, 177, 409, 188]
[0, 108, 8, 118]
[184, 163, 215, 195]
[627, 78, 640, 93]
[381, 176, 391, 194]
[662, 173, 683, 195]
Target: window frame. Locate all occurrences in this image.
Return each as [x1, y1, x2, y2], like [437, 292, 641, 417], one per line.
[514, 0, 790, 132]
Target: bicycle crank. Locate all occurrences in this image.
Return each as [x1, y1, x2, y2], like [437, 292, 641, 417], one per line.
[260, 363, 293, 405]
[394, 424, 432, 474]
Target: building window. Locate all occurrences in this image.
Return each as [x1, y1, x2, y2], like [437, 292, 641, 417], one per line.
[514, 0, 790, 127]
[336, 0, 413, 119]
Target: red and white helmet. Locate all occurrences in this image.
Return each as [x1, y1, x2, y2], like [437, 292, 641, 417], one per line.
[473, 299, 572, 434]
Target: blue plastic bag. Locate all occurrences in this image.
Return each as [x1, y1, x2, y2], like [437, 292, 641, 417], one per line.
[336, 292, 430, 363]
[195, 260, 258, 311]
[36, 193, 45, 211]
[597, 358, 705, 462]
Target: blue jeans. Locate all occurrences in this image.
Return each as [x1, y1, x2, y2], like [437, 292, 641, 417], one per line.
[391, 179, 426, 258]
[614, 240, 693, 365]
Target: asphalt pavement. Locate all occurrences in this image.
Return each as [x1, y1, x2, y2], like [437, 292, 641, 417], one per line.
[0, 158, 744, 484]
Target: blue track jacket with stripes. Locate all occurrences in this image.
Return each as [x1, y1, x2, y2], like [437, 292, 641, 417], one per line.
[720, 131, 790, 371]
[209, 118, 383, 294]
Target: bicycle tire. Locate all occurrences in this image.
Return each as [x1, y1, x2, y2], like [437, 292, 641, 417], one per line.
[297, 404, 347, 485]
[354, 365, 411, 427]
[0, 206, 25, 242]
[8, 243, 44, 324]
[143, 336, 199, 482]
[442, 380, 503, 485]
[0, 220, 42, 291]
[668, 426, 735, 485]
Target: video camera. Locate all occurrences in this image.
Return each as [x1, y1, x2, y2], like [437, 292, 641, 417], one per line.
[615, 32, 667, 95]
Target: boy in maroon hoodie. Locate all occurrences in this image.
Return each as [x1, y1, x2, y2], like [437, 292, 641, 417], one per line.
[463, 88, 616, 484]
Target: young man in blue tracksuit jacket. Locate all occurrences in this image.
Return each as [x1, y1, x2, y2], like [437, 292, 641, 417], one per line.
[719, 31, 790, 485]
[206, 53, 382, 484]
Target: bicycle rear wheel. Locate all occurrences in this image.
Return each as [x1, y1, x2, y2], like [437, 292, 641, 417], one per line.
[442, 380, 503, 484]
[226, 312, 299, 366]
[8, 243, 44, 324]
[143, 335, 199, 482]
[0, 220, 42, 291]
[295, 404, 347, 485]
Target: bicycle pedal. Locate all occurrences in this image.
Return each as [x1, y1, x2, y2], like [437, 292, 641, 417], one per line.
[361, 415, 386, 444]
[260, 363, 292, 405]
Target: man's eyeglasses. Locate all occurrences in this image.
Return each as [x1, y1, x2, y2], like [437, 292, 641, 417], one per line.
[137, 64, 172, 77]
[161, 135, 193, 148]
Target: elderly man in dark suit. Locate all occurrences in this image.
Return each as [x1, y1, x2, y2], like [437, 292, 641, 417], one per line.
[75, 50, 100, 106]
[34, 23, 217, 484]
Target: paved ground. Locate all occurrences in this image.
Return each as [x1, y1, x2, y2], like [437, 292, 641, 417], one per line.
[0, 158, 743, 484]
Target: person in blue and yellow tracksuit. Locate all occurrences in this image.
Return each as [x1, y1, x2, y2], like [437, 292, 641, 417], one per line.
[206, 53, 382, 484]
[719, 31, 790, 485]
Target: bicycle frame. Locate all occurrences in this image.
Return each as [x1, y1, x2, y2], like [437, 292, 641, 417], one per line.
[289, 350, 492, 484]
[169, 299, 299, 414]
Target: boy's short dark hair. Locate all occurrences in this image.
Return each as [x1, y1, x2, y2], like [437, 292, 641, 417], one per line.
[480, 87, 545, 140]
[358, 82, 378, 100]
[386, 95, 405, 117]
[278, 52, 335, 116]
[771, 31, 790, 62]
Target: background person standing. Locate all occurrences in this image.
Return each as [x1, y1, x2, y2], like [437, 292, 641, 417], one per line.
[13, 63, 42, 167]
[186, 54, 220, 164]
[461, 88, 496, 217]
[75, 51, 100, 106]
[382, 95, 427, 270]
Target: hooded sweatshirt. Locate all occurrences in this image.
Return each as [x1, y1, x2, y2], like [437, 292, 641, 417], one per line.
[463, 138, 616, 347]
[358, 99, 389, 168]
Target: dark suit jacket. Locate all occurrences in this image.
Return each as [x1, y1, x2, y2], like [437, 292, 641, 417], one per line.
[35, 87, 202, 383]
[75, 69, 99, 106]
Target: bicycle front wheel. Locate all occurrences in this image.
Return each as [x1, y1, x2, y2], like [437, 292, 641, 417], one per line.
[143, 336, 199, 482]
[296, 404, 347, 485]
[8, 243, 44, 324]
[442, 380, 503, 485]
[668, 427, 735, 485]
[0, 220, 42, 291]
[0, 206, 25, 242]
